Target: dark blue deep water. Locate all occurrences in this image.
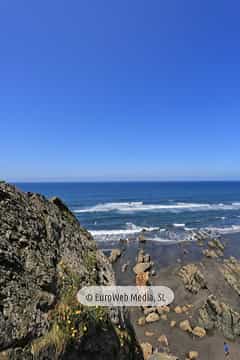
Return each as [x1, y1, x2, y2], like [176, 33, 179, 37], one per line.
[15, 182, 240, 243]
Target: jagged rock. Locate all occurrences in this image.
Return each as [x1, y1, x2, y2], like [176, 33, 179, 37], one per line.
[202, 249, 218, 258]
[198, 295, 240, 340]
[141, 342, 153, 360]
[179, 320, 192, 332]
[0, 183, 143, 360]
[109, 248, 122, 263]
[133, 262, 152, 274]
[145, 313, 160, 323]
[221, 257, 240, 295]
[192, 326, 206, 338]
[179, 264, 207, 293]
[136, 272, 150, 286]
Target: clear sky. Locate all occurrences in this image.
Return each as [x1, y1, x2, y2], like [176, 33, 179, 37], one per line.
[1, 0, 240, 181]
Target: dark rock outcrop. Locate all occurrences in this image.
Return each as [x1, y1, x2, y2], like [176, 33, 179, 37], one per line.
[0, 183, 142, 360]
[198, 295, 240, 340]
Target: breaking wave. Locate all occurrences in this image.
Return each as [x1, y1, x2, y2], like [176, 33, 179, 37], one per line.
[74, 201, 240, 214]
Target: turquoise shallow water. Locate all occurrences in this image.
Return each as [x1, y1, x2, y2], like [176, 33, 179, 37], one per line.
[16, 182, 240, 243]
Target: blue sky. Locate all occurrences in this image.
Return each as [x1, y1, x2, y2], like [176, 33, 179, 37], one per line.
[1, 0, 240, 181]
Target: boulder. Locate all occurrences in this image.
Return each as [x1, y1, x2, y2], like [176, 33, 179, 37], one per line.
[174, 306, 182, 314]
[179, 320, 192, 332]
[146, 312, 160, 323]
[192, 326, 206, 338]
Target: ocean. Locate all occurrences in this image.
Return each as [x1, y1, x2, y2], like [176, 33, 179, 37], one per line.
[16, 182, 240, 244]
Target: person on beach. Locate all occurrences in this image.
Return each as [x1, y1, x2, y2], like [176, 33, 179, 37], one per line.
[224, 342, 230, 357]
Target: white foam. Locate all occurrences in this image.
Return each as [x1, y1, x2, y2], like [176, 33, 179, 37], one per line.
[173, 223, 185, 227]
[89, 224, 159, 238]
[74, 201, 240, 214]
[206, 225, 240, 234]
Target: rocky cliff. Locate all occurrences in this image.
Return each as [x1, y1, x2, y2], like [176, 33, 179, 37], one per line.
[0, 183, 142, 360]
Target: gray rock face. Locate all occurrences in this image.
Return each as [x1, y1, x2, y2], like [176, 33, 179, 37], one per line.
[198, 295, 240, 340]
[0, 183, 142, 360]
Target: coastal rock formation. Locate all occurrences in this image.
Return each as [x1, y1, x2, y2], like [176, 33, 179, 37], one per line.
[0, 183, 142, 360]
[179, 264, 207, 294]
[198, 295, 240, 340]
[221, 257, 240, 295]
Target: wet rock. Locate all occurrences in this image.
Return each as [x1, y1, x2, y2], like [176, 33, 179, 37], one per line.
[141, 342, 153, 360]
[145, 312, 160, 323]
[109, 248, 122, 263]
[179, 264, 207, 294]
[198, 295, 240, 340]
